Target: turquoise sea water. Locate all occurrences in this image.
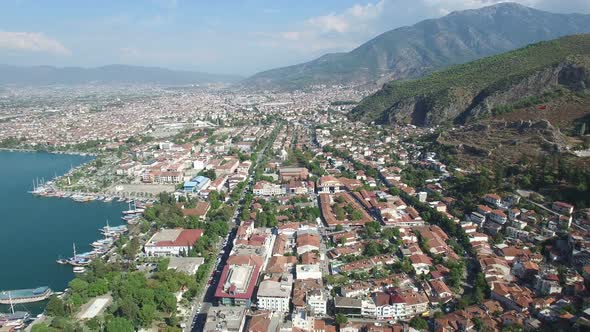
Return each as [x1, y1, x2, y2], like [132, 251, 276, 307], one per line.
[0, 151, 125, 313]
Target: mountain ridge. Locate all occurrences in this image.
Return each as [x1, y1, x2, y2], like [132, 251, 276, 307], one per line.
[242, 2, 590, 89]
[0, 64, 242, 86]
[349, 34, 590, 126]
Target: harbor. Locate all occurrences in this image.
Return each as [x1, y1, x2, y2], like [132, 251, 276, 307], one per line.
[0, 151, 128, 323]
[29, 178, 157, 205]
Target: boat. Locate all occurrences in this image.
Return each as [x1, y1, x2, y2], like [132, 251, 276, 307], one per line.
[101, 222, 128, 237]
[0, 287, 53, 305]
[0, 311, 30, 330]
[67, 243, 92, 267]
[104, 196, 113, 202]
[71, 194, 94, 202]
[92, 247, 109, 255]
[73, 267, 86, 273]
[69, 258, 91, 267]
[0, 291, 31, 329]
[91, 238, 114, 248]
[121, 214, 140, 221]
[122, 201, 145, 215]
[56, 258, 68, 265]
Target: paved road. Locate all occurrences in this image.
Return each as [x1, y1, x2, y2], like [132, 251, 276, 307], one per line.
[187, 131, 276, 332]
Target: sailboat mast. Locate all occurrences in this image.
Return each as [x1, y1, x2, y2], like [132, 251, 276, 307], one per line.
[9, 291, 14, 315]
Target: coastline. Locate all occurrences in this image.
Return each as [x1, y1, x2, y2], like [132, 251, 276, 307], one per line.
[0, 151, 127, 316]
[0, 147, 98, 157]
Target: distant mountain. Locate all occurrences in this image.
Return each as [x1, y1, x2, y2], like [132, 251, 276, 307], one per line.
[243, 3, 590, 89]
[0, 64, 242, 85]
[349, 34, 590, 126]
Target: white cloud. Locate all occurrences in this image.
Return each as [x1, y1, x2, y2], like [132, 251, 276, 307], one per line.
[268, 0, 389, 53]
[307, 14, 350, 33]
[0, 31, 71, 55]
[305, 0, 386, 34]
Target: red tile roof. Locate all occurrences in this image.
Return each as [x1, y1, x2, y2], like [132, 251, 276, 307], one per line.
[154, 229, 203, 247]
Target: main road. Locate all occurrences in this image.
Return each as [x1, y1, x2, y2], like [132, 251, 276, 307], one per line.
[186, 130, 276, 332]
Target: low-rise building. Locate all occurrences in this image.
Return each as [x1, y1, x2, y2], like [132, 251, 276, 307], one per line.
[204, 306, 247, 332]
[144, 228, 203, 256]
[215, 255, 262, 307]
[296, 264, 322, 280]
[257, 275, 293, 312]
[253, 181, 284, 196]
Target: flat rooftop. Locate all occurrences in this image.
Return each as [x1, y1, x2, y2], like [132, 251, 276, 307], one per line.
[204, 306, 246, 332]
[168, 257, 205, 275]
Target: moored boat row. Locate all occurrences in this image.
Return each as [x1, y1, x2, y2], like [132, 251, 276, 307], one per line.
[56, 222, 128, 270]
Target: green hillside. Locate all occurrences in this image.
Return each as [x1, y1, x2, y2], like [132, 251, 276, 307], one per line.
[350, 34, 590, 125]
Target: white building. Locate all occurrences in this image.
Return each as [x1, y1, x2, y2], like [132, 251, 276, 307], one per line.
[253, 181, 285, 196]
[144, 229, 203, 256]
[257, 275, 293, 312]
[308, 290, 327, 316]
[296, 264, 322, 280]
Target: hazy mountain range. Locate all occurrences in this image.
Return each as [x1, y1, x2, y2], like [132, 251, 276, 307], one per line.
[243, 2, 590, 89]
[0, 64, 242, 86]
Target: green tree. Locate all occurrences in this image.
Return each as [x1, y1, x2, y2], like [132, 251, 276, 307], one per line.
[364, 241, 382, 256]
[87, 278, 109, 297]
[410, 316, 429, 330]
[117, 297, 140, 323]
[334, 206, 346, 221]
[351, 209, 363, 221]
[139, 304, 157, 327]
[364, 221, 381, 237]
[106, 317, 134, 332]
[31, 324, 59, 332]
[68, 278, 89, 295]
[45, 295, 67, 317]
[335, 313, 348, 325]
[158, 258, 170, 272]
[85, 317, 103, 331]
[155, 289, 177, 313]
[382, 227, 400, 240]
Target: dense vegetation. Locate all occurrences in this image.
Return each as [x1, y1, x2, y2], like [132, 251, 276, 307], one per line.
[37, 259, 189, 331]
[351, 34, 590, 125]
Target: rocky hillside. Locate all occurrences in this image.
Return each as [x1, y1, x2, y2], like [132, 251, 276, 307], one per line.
[243, 3, 590, 90]
[349, 34, 590, 126]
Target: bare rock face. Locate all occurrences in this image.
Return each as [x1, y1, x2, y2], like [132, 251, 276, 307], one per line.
[384, 60, 589, 126]
[558, 63, 589, 90]
[467, 65, 561, 118]
[531, 119, 553, 130]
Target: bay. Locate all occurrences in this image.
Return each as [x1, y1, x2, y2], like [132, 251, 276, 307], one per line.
[0, 151, 125, 314]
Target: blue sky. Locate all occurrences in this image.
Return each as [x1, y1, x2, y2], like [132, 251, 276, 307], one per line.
[1, 0, 589, 75]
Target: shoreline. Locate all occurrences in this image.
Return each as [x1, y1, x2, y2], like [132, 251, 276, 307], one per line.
[0, 152, 129, 319]
[0, 147, 98, 157]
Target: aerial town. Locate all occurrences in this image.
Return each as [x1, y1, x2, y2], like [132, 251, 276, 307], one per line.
[1, 82, 589, 332]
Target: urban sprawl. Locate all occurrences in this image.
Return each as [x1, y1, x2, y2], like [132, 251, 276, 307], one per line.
[1, 85, 589, 332]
